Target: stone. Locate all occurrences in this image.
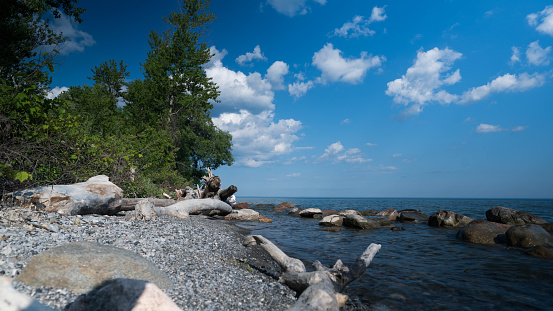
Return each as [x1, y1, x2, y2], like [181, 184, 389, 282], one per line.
[526, 246, 553, 259]
[5, 175, 123, 215]
[134, 201, 156, 221]
[376, 209, 398, 221]
[224, 209, 260, 221]
[360, 209, 379, 216]
[428, 210, 474, 228]
[66, 278, 182, 311]
[369, 216, 392, 227]
[0, 276, 55, 311]
[15, 242, 172, 294]
[539, 223, 553, 233]
[319, 215, 344, 227]
[343, 214, 381, 230]
[322, 209, 338, 216]
[259, 215, 273, 223]
[276, 202, 296, 209]
[299, 208, 323, 218]
[505, 224, 553, 248]
[287, 207, 303, 215]
[233, 202, 250, 209]
[338, 210, 361, 217]
[456, 220, 506, 245]
[398, 210, 429, 223]
[322, 228, 342, 232]
[485, 206, 547, 225]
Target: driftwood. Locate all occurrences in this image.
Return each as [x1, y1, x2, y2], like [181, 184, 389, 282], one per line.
[135, 199, 232, 219]
[120, 198, 176, 211]
[243, 235, 381, 311]
[215, 185, 237, 202]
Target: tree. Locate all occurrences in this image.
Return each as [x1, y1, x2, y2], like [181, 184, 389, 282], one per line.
[125, 0, 233, 183]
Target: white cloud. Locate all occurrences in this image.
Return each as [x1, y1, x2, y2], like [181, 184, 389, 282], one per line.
[287, 173, 301, 177]
[526, 40, 551, 66]
[510, 46, 521, 64]
[340, 118, 350, 125]
[266, 0, 326, 17]
[46, 86, 69, 99]
[366, 143, 377, 147]
[512, 126, 528, 132]
[369, 6, 387, 23]
[385, 47, 462, 116]
[527, 6, 553, 36]
[42, 13, 95, 54]
[213, 110, 302, 167]
[318, 141, 372, 164]
[236, 45, 267, 66]
[206, 46, 274, 114]
[476, 124, 504, 133]
[460, 73, 545, 103]
[392, 153, 403, 158]
[266, 61, 289, 90]
[312, 43, 384, 84]
[283, 156, 307, 165]
[288, 80, 314, 98]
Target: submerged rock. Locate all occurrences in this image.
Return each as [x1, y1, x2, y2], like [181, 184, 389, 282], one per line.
[428, 210, 474, 228]
[526, 246, 553, 259]
[505, 224, 553, 248]
[485, 206, 547, 225]
[456, 219, 506, 245]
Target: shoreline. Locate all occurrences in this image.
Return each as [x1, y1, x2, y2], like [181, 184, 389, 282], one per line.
[0, 207, 297, 310]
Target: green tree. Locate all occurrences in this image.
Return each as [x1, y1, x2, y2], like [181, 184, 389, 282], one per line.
[126, 0, 233, 183]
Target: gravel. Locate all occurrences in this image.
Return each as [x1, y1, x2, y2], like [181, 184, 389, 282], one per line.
[0, 207, 297, 310]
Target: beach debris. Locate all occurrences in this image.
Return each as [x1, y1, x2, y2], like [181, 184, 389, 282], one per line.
[243, 234, 381, 311]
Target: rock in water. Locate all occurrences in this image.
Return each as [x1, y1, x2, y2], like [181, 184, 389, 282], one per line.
[224, 209, 260, 221]
[428, 210, 474, 228]
[299, 208, 323, 218]
[485, 206, 547, 225]
[456, 219, 506, 245]
[5, 175, 122, 215]
[16, 242, 172, 294]
[343, 214, 381, 230]
[66, 279, 182, 311]
[398, 210, 429, 223]
[319, 215, 344, 227]
[505, 224, 553, 248]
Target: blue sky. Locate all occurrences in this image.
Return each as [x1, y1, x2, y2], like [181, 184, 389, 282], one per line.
[47, 0, 553, 198]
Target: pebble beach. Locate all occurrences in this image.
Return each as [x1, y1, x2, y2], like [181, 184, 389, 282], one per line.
[0, 207, 298, 310]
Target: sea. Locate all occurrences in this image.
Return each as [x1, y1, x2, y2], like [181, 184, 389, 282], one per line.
[233, 197, 553, 311]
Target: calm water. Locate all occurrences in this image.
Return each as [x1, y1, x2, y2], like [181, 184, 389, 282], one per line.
[234, 198, 553, 311]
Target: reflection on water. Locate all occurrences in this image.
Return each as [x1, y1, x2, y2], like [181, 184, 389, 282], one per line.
[235, 198, 553, 311]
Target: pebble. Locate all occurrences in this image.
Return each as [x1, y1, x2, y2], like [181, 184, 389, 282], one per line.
[0, 207, 296, 310]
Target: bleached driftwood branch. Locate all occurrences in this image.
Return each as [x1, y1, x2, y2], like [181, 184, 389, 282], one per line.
[243, 235, 381, 311]
[136, 199, 232, 219]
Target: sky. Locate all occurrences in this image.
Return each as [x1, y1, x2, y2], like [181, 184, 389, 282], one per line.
[46, 0, 553, 199]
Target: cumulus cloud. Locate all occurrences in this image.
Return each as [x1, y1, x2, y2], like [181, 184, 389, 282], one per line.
[288, 80, 314, 98]
[526, 40, 551, 66]
[527, 5, 553, 36]
[313, 43, 384, 84]
[318, 141, 372, 164]
[460, 73, 545, 103]
[512, 126, 528, 132]
[206, 46, 274, 114]
[266, 61, 289, 90]
[287, 173, 301, 177]
[369, 6, 387, 23]
[385, 47, 462, 116]
[340, 119, 350, 125]
[44, 13, 95, 54]
[476, 123, 504, 133]
[212, 110, 302, 167]
[266, 0, 326, 17]
[366, 142, 377, 147]
[46, 86, 68, 99]
[510, 46, 521, 64]
[236, 45, 267, 66]
[332, 7, 387, 38]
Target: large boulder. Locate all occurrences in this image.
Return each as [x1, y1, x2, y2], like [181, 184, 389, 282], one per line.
[360, 209, 379, 216]
[233, 202, 250, 210]
[485, 206, 547, 225]
[456, 220, 506, 245]
[224, 209, 259, 221]
[319, 215, 344, 227]
[369, 216, 393, 227]
[15, 242, 172, 294]
[66, 279, 182, 311]
[337, 210, 361, 217]
[6, 175, 122, 215]
[376, 209, 399, 221]
[343, 214, 381, 230]
[299, 208, 323, 218]
[505, 224, 553, 248]
[428, 210, 474, 228]
[539, 223, 553, 233]
[287, 207, 303, 215]
[398, 210, 429, 224]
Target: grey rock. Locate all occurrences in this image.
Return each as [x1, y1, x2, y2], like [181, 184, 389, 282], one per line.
[505, 224, 553, 248]
[526, 246, 553, 259]
[225, 209, 260, 221]
[319, 215, 344, 227]
[398, 210, 429, 223]
[456, 219, 506, 245]
[485, 206, 547, 225]
[376, 209, 399, 221]
[299, 208, 323, 218]
[16, 242, 172, 294]
[428, 210, 474, 228]
[343, 214, 381, 230]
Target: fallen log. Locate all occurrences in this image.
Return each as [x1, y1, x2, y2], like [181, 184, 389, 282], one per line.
[243, 235, 381, 311]
[136, 199, 232, 219]
[214, 185, 238, 202]
[120, 198, 176, 211]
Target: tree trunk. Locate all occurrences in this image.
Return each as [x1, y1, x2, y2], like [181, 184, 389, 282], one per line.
[120, 198, 176, 211]
[150, 199, 232, 219]
[214, 185, 237, 202]
[243, 235, 381, 311]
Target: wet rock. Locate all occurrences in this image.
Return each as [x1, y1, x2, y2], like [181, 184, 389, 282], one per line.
[369, 216, 392, 227]
[5, 175, 122, 215]
[398, 210, 429, 224]
[224, 209, 260, 221]
[322, 209, 338, 216]
[505, 224, 553, 248]
[287, 207, 303, 215]
[485, 206, 547, 225]
[428, 210, 474, 228]
[539, 223, 553, 233]
[338, 210, 362, 217]
[276, 202, 296, 209]
[322, 228, 342, 232]
[360, 210, 379, 216]
[299, 208, 323, 218]
[255, 203, 274, 209]
[233, 202, 250, 210]
[259, 215, 273, 223]
[456, 220, 506, 245]
[319, 215, 344, 227]
[343, 214, 381, 230]
[15, 242, 172, 294]
[66, 279, 182, 311]
[376, 209, 399, 221]
[526, 246, 553, 259]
